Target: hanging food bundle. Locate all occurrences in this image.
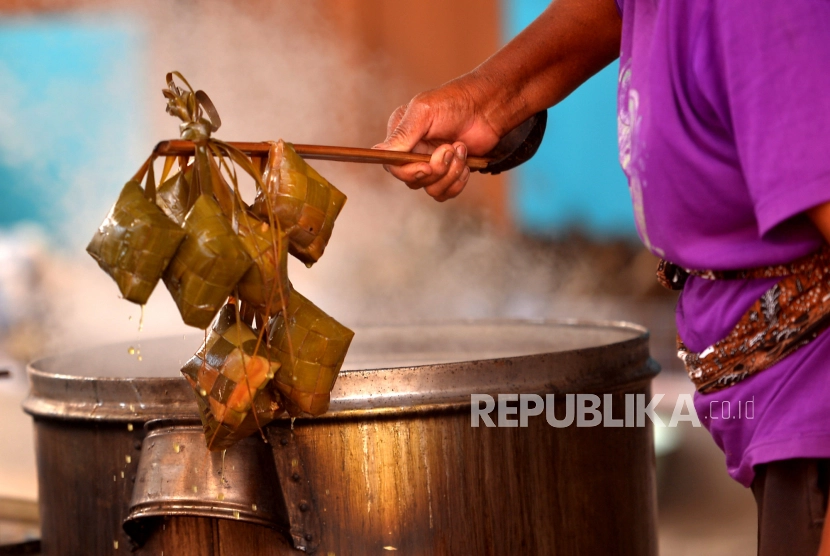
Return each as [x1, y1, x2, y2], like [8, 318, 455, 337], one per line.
[181, 304, 283, 450]
[268, 290, 354, 417]
[163, 194, 253, 329]
[86, 162, 186, 305]
[87, 72, 353, 450]
[236, 210, 291, 316]
[253, 140, 347, 265]
[156, 164, 193, 225]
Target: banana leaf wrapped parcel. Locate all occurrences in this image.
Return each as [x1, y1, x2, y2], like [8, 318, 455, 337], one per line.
[268, 290, 354, 416]
[163, 194, 253, 329]
[252, 140, 347, 266]
[181, 304, 284, 451]
[236, 212, 291, 316]
[87, 177, 186, 305]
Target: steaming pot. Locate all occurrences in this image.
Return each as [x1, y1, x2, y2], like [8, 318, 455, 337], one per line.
[24, 321, 658, 555]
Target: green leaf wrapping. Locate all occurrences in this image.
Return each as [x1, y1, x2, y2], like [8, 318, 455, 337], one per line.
[86, 180, 186, 305]
[181, 304, 283, 451]
[163, 195, 253, 328]
[156, 166, 193, 225]
[252, 140, 347, 266]
[268, 289, 354, 416]
[86, 74, 358, 449]
[236, 212, 291, 316]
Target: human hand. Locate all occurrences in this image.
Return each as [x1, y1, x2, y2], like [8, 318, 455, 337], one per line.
[373, 76, 504, 202]
[373, 0, 622, 202]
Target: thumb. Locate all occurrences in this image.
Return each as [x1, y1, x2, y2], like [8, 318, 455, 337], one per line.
[374, 103, 431, 152]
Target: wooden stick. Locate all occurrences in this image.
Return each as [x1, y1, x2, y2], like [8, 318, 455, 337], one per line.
[153, 140, 491, 170]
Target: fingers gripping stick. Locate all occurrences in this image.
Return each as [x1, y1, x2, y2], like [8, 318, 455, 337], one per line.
[154, 111, 547, 175]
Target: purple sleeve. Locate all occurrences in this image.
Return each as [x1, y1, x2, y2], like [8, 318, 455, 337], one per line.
[707, 0, 830, 236]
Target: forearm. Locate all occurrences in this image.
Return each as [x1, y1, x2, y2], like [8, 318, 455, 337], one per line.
[808, 202, 830, 244]
[469, 0, 622, 136]
[377, 0, 621, 200]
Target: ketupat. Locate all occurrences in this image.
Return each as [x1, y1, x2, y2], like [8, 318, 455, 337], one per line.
[181, 304, 284, 451]
[89, 71, 355, 450]
[268, 290, 354, 416]
[156, 164, 194, 225]
[253, 140, 347, 266]
[236, 211, 291, 317]
[163, 194, 253, 329]
[87, 172, 186, 305]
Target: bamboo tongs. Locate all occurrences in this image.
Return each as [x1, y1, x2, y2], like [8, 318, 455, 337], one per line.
[153, 111, 547, 176]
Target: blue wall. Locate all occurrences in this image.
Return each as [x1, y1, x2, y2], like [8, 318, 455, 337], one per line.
[0, 17, 146, 247]
[503, 0, 636, 239]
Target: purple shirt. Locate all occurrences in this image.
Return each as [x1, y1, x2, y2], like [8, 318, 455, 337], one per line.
[617, 0, 830, 486]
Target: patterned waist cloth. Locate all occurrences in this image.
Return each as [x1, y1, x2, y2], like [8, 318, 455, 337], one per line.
[657, 245, 830, 394]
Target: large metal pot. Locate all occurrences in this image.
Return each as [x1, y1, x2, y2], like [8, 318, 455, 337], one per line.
[24, 320, 658, 555]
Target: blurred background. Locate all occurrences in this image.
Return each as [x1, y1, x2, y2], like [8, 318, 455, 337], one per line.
[0, 0, 755, 553]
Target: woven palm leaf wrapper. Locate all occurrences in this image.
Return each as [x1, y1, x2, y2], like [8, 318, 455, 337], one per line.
[160, 72, 263, 329]
[267, 290, 354, 416]
[181, 304, 284, 451]
[163, 194, 253, 329]
[252, 140, 347, 266]
[156, 163, 194, 225]
[236, 211, 291, 318]
[86, 157, 185, 305]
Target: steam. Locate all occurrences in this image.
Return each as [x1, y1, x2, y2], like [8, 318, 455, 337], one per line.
[0, 1, 658, 360]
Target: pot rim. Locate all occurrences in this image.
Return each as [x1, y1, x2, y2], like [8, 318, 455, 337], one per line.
[23, 319, 656, 421]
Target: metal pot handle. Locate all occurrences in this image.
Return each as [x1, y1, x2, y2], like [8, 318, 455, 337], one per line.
[266, 423, 322, 553]
[122, 419, 322, 553]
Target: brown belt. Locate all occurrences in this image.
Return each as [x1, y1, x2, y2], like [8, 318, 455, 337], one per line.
[657, 246, 830, 393]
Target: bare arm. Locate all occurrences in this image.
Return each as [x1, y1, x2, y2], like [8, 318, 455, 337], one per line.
[808, 202, 830, 243]
[821, 506, 830, 556]
[375, 0, 622, 201]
